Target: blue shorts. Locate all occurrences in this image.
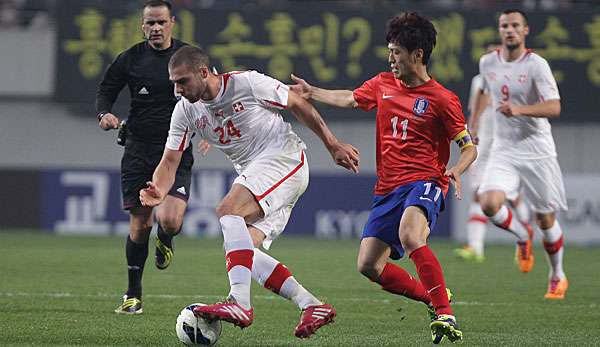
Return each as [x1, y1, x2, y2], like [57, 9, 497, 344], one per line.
[361, 180, 445, 260]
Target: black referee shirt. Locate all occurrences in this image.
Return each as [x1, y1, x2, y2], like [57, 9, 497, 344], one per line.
[95, 39, 186, 144]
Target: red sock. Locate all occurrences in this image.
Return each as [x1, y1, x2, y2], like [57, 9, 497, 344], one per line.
[409, 246, 453, 316]
[543, 235, 564, 255]
[263, 263, 292, 294]
[375, 262, 431, 304]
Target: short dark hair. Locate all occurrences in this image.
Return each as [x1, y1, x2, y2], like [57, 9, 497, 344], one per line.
[500, 9, 528, 25]
[169, 45, 210, 71]
[385, 13, 437, 65]
[143, 0, 172, 15]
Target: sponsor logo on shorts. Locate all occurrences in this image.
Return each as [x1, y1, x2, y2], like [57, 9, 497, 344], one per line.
[176, 186, 186, 195]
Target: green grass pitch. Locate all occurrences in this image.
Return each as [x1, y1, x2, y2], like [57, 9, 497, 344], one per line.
[1, 231, 598, 346]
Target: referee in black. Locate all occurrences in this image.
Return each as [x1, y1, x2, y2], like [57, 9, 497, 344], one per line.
[96, 0, 193, 315]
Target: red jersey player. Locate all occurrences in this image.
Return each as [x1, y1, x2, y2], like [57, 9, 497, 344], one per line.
[291, 13, 477, 344]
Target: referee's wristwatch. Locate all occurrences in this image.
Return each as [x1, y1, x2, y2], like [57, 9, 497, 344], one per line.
[97, 111, 109, 121]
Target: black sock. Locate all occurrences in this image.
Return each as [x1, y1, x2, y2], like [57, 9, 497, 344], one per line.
[157, 225, 179, 249]
[125, 232, 149, 299]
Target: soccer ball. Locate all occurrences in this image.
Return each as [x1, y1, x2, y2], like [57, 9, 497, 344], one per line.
[176, 303, 222, 346]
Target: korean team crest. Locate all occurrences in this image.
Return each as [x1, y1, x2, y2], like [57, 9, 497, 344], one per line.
[413, 97, 429, 115]
[232, 101, 245, 113]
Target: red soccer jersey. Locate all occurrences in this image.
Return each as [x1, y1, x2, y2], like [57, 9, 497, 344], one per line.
[353, 72, 467, 196]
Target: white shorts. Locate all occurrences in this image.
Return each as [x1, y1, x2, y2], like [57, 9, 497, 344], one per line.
[233, 150, 309, 249]
[478, 154, 568, 213]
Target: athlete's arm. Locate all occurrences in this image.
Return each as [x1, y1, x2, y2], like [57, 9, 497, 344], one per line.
[498, 99, 560, 118]
[290, 74, 358, 109]
[468, 89, 489, 145]
[445, 141, 478, 200]
[96, 52, 128, 130]
[287, 91, 360, 173]
[140, 148, 183, 206]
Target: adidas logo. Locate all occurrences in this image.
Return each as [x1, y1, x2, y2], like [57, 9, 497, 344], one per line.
[138, 87, 149, 95]
[221, 305, 251, 321]
[311, 307, 331, 320]
[177, 186, 186, 195]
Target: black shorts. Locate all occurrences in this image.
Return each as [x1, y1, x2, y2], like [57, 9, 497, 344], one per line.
[121, 139, 194, 210]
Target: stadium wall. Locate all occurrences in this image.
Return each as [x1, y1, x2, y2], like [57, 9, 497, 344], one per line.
[1, 104, 599, 244]
[1, 2, 599, 245]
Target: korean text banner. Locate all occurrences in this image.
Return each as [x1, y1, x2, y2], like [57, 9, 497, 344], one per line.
[56, 2, 600, 121]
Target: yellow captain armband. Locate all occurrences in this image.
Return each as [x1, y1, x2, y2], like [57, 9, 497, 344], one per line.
[453, 129, 474, 150]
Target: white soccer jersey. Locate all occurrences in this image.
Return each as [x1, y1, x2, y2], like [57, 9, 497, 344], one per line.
[166, 70, 306, 173]
[479, 49, 560, 159]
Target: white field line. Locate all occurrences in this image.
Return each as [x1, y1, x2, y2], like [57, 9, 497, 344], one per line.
[0, 292, 596, 309]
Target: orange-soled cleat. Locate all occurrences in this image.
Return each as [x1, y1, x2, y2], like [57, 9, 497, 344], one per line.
[544, 278, 569, 300]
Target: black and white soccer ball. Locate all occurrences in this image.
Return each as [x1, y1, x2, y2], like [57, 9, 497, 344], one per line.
[176, 303, 222, 346]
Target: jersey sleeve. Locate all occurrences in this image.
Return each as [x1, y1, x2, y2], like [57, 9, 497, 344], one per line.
[95, 51, 129, 114]
[166, 100, 193, 151]
[442, 93, 469, 140]
[352, 75, 379, 111]
[478, 57, 490, 94]
[533, 56, 560, 101]
[248, 70, 289, 109]
[467, 75, 483, 113]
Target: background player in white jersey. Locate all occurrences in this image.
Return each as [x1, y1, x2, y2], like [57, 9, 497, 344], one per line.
[140, 46, 360, 338]
[471, 9, 568, 299]
[454, 44, 532, 263]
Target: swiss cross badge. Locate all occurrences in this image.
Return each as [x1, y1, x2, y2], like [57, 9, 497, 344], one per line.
[232, 101, 245, 113]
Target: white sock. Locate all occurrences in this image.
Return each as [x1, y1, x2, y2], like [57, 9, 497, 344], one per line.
[513, 199, 531, 224]
[540, 221, 566, 280]
[252, 248, 321, 309]
[221, 215, 254, 310]
[489, 205, 529, 240]
[281, 277, 321, 310]
[467, 202, 487, 256]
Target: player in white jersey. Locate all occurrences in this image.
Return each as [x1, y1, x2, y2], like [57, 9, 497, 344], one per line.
[454, 74, 494, 262]
[472, 9, 568, 299]
[139, 46, 360, 337]
[455, 44, 532, 262]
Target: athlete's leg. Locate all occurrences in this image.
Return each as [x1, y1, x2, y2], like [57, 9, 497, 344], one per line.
[114, 207, 152, 314]
[357, 237, 431, 304]
[126, 207, 153, 298]
[153, 196, 187, 269]
[535, 212, 568, 299]
[457, 192, 487, 260]
[400, 206, 452, 316]
[217, 184, 263, 309]
[249, 227, 321, 308]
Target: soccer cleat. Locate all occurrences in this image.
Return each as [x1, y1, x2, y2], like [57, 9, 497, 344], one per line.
[454, 246, 484, 263]
[515, 222, 535, 273]
[155, 237, 173, 270]
[430, 314, 463, 344]
[294, 303, 336, 338]
[427, 288, 453, 321]
[114, 295, 143, 315]
[544, 278, 569, 300]
[193, 297, 254, 329]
